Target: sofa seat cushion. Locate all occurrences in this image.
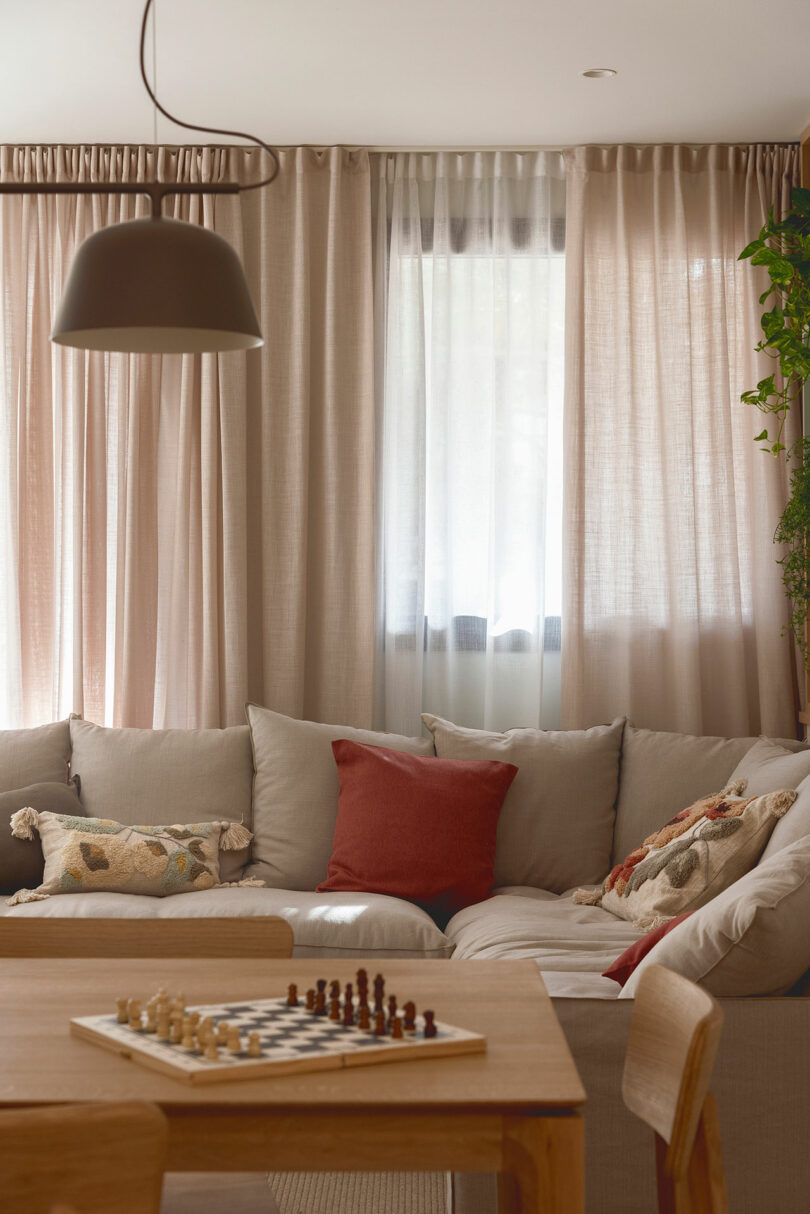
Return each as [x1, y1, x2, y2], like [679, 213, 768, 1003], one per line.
[0, 887, 453, 959]
[446, 888, 642, 971]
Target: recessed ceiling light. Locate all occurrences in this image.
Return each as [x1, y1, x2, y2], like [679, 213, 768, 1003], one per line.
[581, 67, 618, 78]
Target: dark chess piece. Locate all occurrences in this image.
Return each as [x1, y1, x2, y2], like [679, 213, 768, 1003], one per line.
[391, 1017, 404, 1039]
[343, 982, 353, 1008]
[342, 1001, 355, 1027]
[287, 983, 299, 1007]
[358, 1004, 371, 1031]
[373, 1010, 387, 1036]
[374, 974, 385, 1013]
[423, 1010, 437, 1038]
[329, 980, 341, 1001]
[387, 994, 397, 1024]
[329, 997, 341, 1021]
[305, 988, 316, 1011]
[402, 1000, 416, 1031]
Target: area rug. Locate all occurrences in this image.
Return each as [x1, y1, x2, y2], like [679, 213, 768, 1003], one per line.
[268, 1171, 450, 1214]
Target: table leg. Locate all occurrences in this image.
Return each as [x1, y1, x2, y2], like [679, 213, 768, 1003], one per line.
[499, 1114, 584, 1214]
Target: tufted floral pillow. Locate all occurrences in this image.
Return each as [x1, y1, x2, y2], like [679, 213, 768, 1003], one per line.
[6, 808, 264, 906]
[574, 779, 796, 930]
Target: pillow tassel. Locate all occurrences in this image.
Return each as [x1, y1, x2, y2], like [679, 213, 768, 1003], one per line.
[6, 889, 49, 906]
[10, 805, 40, 840]
[769, 789, 798, 818]
[573, 887, 604, 906]
[213, 877, 266, 889]
[219, 821, 252, 851]
[724, 778, 748, 797]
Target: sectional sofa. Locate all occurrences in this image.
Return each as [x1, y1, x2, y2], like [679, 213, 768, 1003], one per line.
[1, 707, 809, 1214]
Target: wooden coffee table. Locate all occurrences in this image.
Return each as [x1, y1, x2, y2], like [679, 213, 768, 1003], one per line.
[0, 957, 584, 1213]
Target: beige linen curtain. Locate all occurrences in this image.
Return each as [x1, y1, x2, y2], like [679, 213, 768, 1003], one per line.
[562, 144, 800, 737]
[0, 145, 375, 730]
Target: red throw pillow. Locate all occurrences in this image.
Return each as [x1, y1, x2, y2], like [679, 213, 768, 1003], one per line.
[317, 739, 518, 918]
[602, 912, 693, 987]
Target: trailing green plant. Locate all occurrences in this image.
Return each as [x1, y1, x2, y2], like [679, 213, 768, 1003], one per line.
[739, 186, 810, 660]
[739, 186, 810, 457]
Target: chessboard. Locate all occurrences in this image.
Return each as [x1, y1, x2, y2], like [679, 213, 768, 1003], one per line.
[70, 971, 486, 1086]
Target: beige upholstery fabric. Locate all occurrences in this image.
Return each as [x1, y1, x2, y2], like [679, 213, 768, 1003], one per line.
[761, 772, 810, 861]
[0, 720, 71, 791]
[728, 736, 810, 795]
[1, 145, 376, 732]
[612, 725, 758, 863]
[561, 143, 801, 737]
[602, 787, 794, 929]
[0, 886, 452, 959]
[246, 704, 433, 890]
[446, 889, 641, 971]
[69, 717, 253, 882]
[422, 715, 624, 892]
[620, 835, 810, 998]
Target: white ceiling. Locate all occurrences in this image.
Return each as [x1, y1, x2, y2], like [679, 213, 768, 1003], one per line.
[1, 0, 809, 148]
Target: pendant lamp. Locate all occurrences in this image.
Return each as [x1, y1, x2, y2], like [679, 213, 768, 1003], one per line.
[0, 0, 277, 354]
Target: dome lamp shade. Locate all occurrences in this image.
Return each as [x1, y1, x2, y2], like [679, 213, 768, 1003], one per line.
[51, 217, 263, 354]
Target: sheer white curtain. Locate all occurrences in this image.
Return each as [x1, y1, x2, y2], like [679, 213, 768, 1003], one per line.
[562, 144, 800, 737]
[373, 151, 565, 735]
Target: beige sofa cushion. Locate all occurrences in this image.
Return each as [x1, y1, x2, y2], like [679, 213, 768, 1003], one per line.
[612, 725, 756, 864]
[246, 705, 434, 890]
[727, 736, 810, 795]
[446, 888, 641, 972]
[69, 718, 254, 882]
[761, 772, 810, 862]
[620, 834, 810, 998]
[421, 715, 624, 892]
[0, 886, 453, 959]
[0, 720, 71, 791]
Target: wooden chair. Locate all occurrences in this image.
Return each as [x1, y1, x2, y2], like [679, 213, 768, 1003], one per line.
[0, 1100, 167, 1213]
[0, 915, 294, 958]
[623, 964, 728, 1214]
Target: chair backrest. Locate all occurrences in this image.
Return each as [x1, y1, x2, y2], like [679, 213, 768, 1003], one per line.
[0, 1100, 167, 1214]
[623, 963, 724, 1184]
[0, 915, 294, 959]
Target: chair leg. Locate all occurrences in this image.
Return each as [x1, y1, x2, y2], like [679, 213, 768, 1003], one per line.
[686, 1096, 728, 1214]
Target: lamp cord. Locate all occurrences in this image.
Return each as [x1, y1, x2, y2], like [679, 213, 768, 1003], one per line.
[138, 0, 280, 190]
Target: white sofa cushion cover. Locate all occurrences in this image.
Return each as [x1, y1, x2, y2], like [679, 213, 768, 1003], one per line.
[0, 886, 453, 959]
[68, 718, 254, 882]
[422, 715, 624, 893]
[245, 705, 434, 890]
[619, 834, 810, 998]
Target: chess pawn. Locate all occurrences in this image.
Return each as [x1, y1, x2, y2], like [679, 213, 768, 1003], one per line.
[116, 997, 129, 1024]
[423, 1010, 437, 1039]
[402, 1001, 416, 1032]
[314, 989, 327, 1016]
[227, 1031, 242, 1054]
[329, 979, 341, 1001]
[216, 1021, 230, 1045]
[305, 988, 316, 1012]
[156, 1016, 171, 1041]
[391, 1017, 404, 1039]
[287, 983, 299, 1007]
[145, 1005, 158, 1033]
[204, 1039, 219, 1062]
[342, 1001, 355, 1028]
[181, 1030, 196, 1052]
[189, 1011, 200, 1028]
[329, 998, 341, 1021]
[129, 1011, 144, 1031]
[373, 1010, 387, 1036]
[170, 1020, 182, 1044]
[247, 1031, 262, 1058]
[198, 1016, 214, 1038]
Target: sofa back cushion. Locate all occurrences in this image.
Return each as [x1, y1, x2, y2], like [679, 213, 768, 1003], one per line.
[68, 718, 253, 882]
[245, 705, 435, 890]
[614, 727, 808, 865]
[0, 721, 71, 791]
[421, 714, 625, 893]
[0, 781, 84, 895]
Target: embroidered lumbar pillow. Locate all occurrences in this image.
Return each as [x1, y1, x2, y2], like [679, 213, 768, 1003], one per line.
[574, 779, 796, 930]
[6, 810, 264, 906]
